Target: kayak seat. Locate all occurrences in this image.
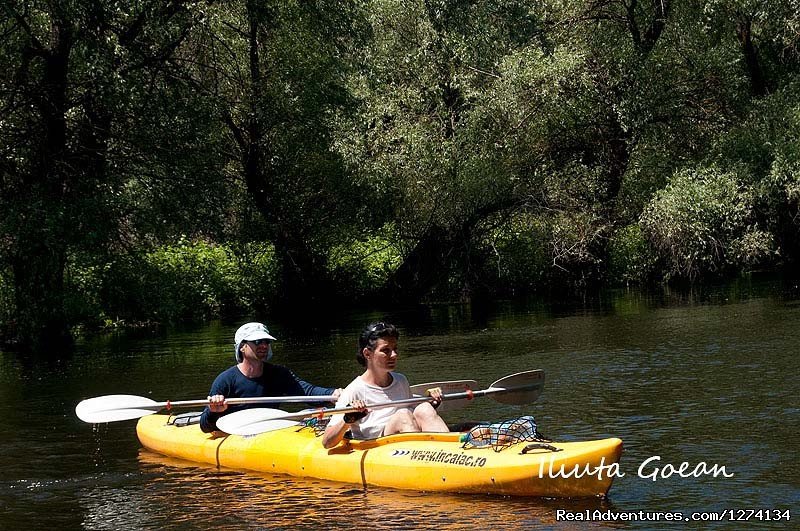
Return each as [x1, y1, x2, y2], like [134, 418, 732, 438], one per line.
[167, 411, 203, 427]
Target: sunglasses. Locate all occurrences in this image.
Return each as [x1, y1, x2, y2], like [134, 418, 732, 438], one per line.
[366, 322, 389, 334]
[362, 322, 397, 344]
[248, 338, 272, 345]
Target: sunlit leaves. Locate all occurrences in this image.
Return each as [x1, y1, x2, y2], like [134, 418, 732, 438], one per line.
[640, 166, 775, 278]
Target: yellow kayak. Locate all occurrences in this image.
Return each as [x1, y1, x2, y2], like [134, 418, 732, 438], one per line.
[137, 414, 623, 498]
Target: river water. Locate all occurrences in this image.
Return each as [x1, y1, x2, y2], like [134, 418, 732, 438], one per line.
[1, 279, 798, 529]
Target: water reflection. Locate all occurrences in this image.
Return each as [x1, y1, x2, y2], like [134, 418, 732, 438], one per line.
[2, 279, 799, 529]
[125, 451, 611, 530]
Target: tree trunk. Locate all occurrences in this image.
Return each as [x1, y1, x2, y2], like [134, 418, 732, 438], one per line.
[11, 242, 72, 351]
[736, 15, 767, 96]
[233, 1, 326, 305]
[12, 18, 74, 351]
[624, 0, 671, 56]
[603, 114, 631, 208]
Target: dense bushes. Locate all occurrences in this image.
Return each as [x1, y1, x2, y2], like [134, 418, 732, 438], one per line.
[60, 240, 279, 328]
[326, 227, 402, 298]
[474, 211, 613, 295]
[0, 206, 788, 341]
[714, 84, 800, 262]
[608, 224, 657, 285]
[481, 213, 549, 293]
[640, 167, 776, 279]
[5, 1, 800, 350]
[49, 236, 404, 330]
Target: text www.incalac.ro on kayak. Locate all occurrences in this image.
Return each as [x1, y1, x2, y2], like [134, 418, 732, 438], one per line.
[409, 450, 487, 467]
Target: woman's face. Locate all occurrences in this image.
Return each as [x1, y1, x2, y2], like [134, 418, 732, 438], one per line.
[365, 336, 398, 372]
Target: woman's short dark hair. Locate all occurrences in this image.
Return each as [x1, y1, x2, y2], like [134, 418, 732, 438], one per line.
[357, 322, 399, 366]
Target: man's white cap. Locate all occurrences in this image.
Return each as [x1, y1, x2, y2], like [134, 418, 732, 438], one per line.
[234, 322, 277, 362]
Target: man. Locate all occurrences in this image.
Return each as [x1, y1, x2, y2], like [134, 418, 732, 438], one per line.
[321, 322, 448, 448]
[200, 322, 342, 433]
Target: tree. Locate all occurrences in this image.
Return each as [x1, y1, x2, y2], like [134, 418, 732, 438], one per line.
[172, 0, 370, 304]
[0, 1, 210, 350]
[334, 0, 546, 300]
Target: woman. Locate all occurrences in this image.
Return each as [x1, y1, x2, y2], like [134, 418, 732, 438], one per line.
[321, 322, 447, 448]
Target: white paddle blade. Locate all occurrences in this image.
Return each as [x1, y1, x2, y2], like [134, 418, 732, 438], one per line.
[410, 380, 478, 412]
[489, 370, 545, 405]
[75, 394, 159, 423]
[216, 408, 301, 436]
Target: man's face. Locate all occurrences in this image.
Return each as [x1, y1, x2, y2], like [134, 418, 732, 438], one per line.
[242, 339, 271, 361]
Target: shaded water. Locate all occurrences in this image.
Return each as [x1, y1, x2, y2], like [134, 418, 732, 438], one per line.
[1, 279, 798, 529]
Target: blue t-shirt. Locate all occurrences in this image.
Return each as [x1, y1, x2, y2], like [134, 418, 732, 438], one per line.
[199, 363, 335, 432]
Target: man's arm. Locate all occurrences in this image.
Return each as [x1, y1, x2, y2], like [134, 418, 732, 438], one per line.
[199, 371, 233, 433]
[274, 365, 340, 400]
[199, 401, 221, 433]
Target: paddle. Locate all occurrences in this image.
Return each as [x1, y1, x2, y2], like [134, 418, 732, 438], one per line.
[75, 394, 338, 424]
[409, 379, 478, 413]
[217, 369, 544, 436]
[75, 379, 477, 423]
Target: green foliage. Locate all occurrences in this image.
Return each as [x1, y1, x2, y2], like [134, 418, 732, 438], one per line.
[479, 213, 549, 293]
[546, 210, 608, 277]
[728, 229, 777, 268]
[5, 0, 800, 348]
[476, 208, 613, 292]
[640, 167, 776, 279]
[63, 253, 105, 330]
[713, 82, 800, 258]
[99, 240, 278, 324]
[183, 0, 369, 275]
[608, 224, 658, 285]
[331, 1, 558, 298]
[326, 226, 403, 297]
